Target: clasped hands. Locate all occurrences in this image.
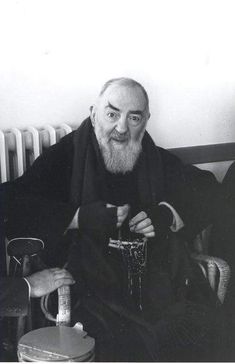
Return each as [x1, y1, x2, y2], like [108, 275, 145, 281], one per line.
[110, 204, 155, 238]
[78, 201, 169, 239]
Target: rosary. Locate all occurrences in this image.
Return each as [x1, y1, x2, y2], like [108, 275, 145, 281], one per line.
[109, 232, 147, 311]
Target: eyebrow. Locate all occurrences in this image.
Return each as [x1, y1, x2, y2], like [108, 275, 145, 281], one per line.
[106, 102, 120, 112]
[106, 102, 143, 115]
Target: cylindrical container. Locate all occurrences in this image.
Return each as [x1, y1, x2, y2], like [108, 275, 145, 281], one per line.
[17, 326, 95, 362]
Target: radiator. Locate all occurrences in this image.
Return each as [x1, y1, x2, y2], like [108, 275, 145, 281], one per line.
[0, 124, 73, 183]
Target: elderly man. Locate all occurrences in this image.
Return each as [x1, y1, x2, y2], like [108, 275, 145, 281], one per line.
[4, 78, 220, 361]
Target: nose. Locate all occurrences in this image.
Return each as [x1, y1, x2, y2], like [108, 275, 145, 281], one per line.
[116, 115, 128, 134]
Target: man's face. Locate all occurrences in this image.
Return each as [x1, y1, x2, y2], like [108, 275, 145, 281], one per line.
[91, 84, 150, 173]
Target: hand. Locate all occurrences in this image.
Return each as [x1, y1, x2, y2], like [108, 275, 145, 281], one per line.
[107, 203, 130, 228]
[129, 205, 173, 239]
[129, 211, 155, 238]
[26, 268, 75, 298]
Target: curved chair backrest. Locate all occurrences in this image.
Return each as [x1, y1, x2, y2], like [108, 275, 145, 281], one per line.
[7, 237, 45, 344]
[7, 237, 44, 277]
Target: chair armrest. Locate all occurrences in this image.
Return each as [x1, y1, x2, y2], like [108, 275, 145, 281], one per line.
[191, 253, 231, 304]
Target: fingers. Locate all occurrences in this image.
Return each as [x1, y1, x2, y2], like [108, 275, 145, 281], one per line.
[54, 277, 75, 289]
[117, 204, 130, 218]
[106, 203, 115, 208]
[130, 221, 155, 235]
[106, 205, 155, 236]
[53, 268, 75, 284]
[129, 211, 155, 237]
[27, 268, 75, 297]
[133, 223, 154, 234]
[130, 217, 152, 232]
[135, 225, 155, 238]
[49, 267, 60, 272]
[117, 204, 130, 227]
[52, 268, 76, 287]
[129, 211, 148, 227]
[144, 231, 155, 238]
[106, 203, 130, 227]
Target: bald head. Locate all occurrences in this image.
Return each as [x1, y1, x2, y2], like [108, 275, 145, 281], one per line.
[98, 77, 150, 116]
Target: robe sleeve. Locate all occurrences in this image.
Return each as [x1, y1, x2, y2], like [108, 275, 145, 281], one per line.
[159, 201, 184, 231]
[161, 148, 221, 240]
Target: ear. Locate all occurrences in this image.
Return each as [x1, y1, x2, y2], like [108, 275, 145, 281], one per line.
[143, 112, 150, 128]
[90, 104, 96, 127]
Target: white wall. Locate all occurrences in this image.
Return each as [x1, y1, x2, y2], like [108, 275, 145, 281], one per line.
[0, 0, 235, 151]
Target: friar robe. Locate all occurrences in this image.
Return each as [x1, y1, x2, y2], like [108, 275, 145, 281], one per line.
[3, 118, 221, 361]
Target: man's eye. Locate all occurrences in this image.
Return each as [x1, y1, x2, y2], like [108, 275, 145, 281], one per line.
[129, 115, 141, 124]
[107, 112, 118, 119]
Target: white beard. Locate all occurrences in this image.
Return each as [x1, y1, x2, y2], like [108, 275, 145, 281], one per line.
[95, 126, 142, 174]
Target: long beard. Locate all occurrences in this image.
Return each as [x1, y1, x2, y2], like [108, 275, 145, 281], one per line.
[95, 127, 142, 174]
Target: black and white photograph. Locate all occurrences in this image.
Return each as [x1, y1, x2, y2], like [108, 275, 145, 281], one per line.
[0, 0, 235, 361]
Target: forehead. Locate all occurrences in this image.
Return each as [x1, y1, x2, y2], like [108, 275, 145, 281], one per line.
[99, 84, 147, 112]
